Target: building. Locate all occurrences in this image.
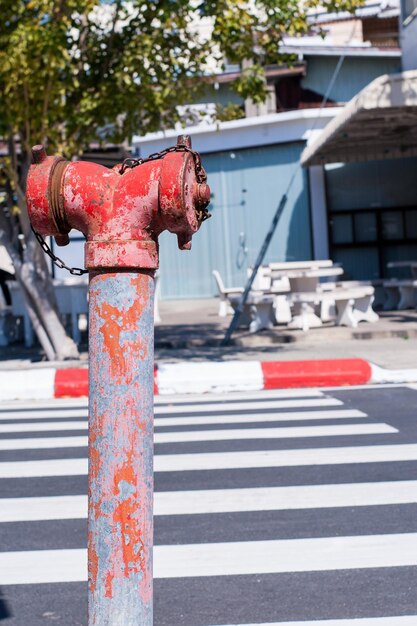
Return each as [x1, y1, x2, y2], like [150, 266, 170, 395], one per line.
[301, 0, 417, 281]
[130, 0, 406, 299]
[51, 0, 415, 299]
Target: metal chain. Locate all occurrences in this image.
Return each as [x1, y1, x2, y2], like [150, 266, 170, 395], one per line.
[119, 144, 207, 183]
[33, 143, 208, 275]
[30, 226, 88, 276]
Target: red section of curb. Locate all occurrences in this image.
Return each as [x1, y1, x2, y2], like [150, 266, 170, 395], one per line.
[261, 359, 372, 389]
[55, 366, 160, 398]
[53, 359, 372, 398]
[55, 368, 89, 398]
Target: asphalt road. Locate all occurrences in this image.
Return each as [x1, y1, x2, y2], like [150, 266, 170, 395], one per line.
[0, 384, 417, 625]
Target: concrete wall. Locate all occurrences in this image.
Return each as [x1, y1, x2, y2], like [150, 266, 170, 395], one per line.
[302, 55, 402, 103]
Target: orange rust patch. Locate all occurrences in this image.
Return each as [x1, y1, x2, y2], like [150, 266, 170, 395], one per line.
[103, 452, 151, 599]
[89, 536, 99, 595]
[98, 276, 150, 379]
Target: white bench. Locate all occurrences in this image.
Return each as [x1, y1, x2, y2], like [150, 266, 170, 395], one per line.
[288, 286, 378, 331]
[212, 270, 243, 317]
[228, 292, 276, 333]
[382, 279, 417, 310]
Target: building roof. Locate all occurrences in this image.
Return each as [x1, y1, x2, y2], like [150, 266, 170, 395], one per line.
[279, 42, 401, 57]
[308, 0, 400, 24]
[132, 107, 342, 156]
[301, 70, 417, 165]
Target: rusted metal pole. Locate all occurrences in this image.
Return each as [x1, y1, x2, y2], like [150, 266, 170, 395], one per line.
[88, 271, 154, 625]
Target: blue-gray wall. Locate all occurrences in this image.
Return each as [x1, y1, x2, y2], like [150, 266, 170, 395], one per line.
[158, 142, 311, 299]
[302, 55, 401, 103]
[401, 15, 417, 70]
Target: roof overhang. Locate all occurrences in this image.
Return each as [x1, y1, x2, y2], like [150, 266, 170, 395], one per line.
[301, 70, 417, 166]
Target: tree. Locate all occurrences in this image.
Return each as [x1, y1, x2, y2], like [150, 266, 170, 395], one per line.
[0, 0, 362, 360]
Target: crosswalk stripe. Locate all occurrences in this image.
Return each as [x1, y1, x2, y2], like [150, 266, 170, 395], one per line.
[0, 421, 88, 433]
[154, 423, 397, 443]
[0, 436, 88, 450]
[155, 409, 368, 427]
[210, 618, 417, 626]
[0, 398, 340, 422]
[0, 410, 88, 421]
[1, 480, 417, 522]
[0, 409, 368, 432]
[156, 443, 417, 472]
[154, 398, 343, 414]
[1, 533, 417, 584]
[0, 423, 397, 450]
[0, 389, 326, 415]
[1, 443, 417, 477]
[155, 388, 326, 404]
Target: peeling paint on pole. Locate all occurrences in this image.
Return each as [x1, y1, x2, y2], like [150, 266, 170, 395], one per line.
[88, 272, 154, 625]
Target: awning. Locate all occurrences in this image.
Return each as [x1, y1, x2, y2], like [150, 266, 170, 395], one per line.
[301, 70, 417, 166]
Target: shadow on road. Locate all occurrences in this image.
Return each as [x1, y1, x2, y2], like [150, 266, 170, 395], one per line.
[0, 588, 11, 620]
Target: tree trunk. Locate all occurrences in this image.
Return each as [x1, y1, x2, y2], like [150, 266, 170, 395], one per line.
[0, 190, 81, 361]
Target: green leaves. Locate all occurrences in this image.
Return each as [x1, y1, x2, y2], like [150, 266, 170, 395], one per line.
[0, 0, 364, 160]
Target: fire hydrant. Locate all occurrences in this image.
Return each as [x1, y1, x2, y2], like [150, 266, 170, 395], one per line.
[26, 136, 210, 625]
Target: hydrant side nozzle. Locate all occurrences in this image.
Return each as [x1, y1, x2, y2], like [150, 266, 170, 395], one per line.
[54, 234, 70, 247]
[177, 233, 192, 250]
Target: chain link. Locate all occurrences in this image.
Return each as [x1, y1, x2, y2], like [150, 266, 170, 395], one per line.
[31, 226, 88, 276]
[33, 143, 208, 275]
[119, 143, 207, 183]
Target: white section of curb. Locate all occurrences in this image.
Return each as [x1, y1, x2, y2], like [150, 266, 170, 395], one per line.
[156, 360, 264, 395]
[0, 368, 56, 401]
[370, 363, 417, 384]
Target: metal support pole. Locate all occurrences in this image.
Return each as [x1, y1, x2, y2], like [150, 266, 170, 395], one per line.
[88, 271, 154, 626]
[222, 193, 288, 346]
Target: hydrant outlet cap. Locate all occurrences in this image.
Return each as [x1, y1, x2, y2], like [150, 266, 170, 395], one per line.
[32, 145, 47, 164]
[177, 135, 192, 149]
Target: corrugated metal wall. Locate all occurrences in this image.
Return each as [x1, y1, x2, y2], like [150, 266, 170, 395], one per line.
[158, 142, 311, 299]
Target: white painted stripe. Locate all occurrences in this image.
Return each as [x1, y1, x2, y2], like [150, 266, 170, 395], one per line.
[155, 443, 417, 472]
[1, 533, 417, 584]
[155, 387, 325, 404]
[157, 360, 264, 395]
[2, 443, 417, 477]
[155, 409, 367, 427]
[2, 480, 417, 522]
[154, 423, 397, 443]
[156, 479, 417, 515]
[0, 458, 88, 478]
[156, 533, 417, 578]
[371, 364, 417, 385]
[154, 398, 343, 414]
[0, 423, 391, 450]
[0, 397, 340, 421]
[0, 436, 87, 450]
[0, 421, 88, 433]
[0, 409, 367, 432]
[0, 388, 323, 413]
[0, 410, 87, 421]
[210, 617, 417, 626]
[0, 399, 88, 411]
[0, 369, 55, 401]
[0, 495, 87, 522]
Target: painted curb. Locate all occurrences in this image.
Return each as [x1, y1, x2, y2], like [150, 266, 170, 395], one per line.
[1, 358, 417, 400]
